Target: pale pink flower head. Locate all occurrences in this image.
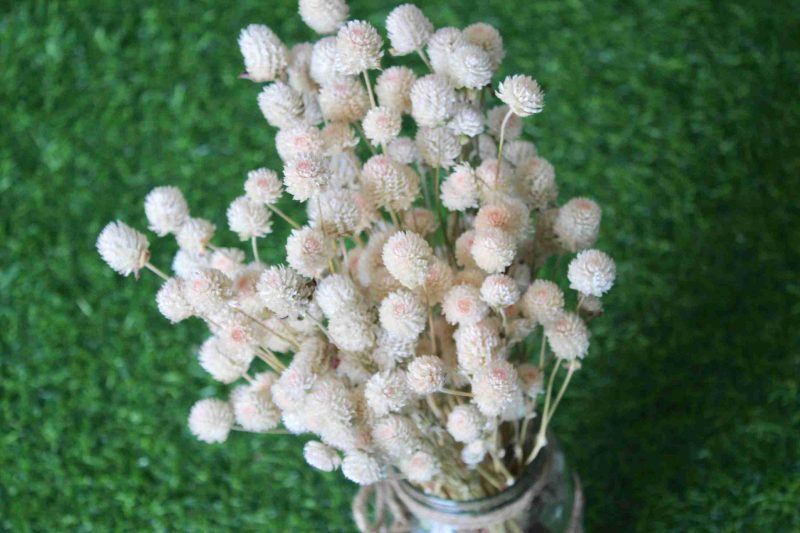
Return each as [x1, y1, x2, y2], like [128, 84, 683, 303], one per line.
[328, 311, 376, 352]
[275, 124, 324, 163]
[463, 22, 504, 69]
[335, 20, 384, 75]
[97, 221, 150, 277]
[454, 229, 478, 269]
[256, 265, 312, 317]
[440, 163, 479, 212]
[342, 451, 383, 485]
[376, 66, 417, 113]
[517, 363, 544, 398]
[299, 0, 348, 34]
[303, 440, 342, 471]
[471, 228, 516, 274]
[410, 74, 456, 128]
[553, 197, 602, 252]
[448, 105, 485, 138]
[315, 273, 361, 318]
[379, 289, 426, 341]
[442, 284, 489, 326]
[521, 279, 565, 324]
[454, 318, 502, 374]
[545, 311, 590, 360]
[362, 105, 402, 146]
[283, 152, 331, 202]
[475, 157, 516, 201]
[448, 43, 493, 89]
[461, 439, 487, 467]
[361, 155, 417, 211]
[184, 268, 232, 315]
[503, 140, 538, 167]
[310, 37, 339, 86]
[286, 226, 331, 277]
[446, 404, 485, 443]
[257, 81, 304, 128]
[287, 42, 317, 93]
[407, 355, 446, 395]
[227, 196, 272, 241]
[516, 156, 557, 210]
[321, 121, 359, 154]
[421, 256, 454, 304]
[172, 249, 209, 279]
[474, 201, 529, 242]
[568, 249, 616, 297]
[318, 76, 370, 122]
[496, 74, 544, 117]
[188, 398, 234, 444]
[176, 218, 215, 255]
[365, 370, 410, 417]
[230, 378, 280, 432]
[386, 4, 433, 56]
[416, 126, 460, 169]
[156, 277, 194, 323]
[238, 24, 288, 82]
[244, 168, 283, 206]
[307, 188, 362, 237]
[480, 274, 520, 308]
[387, 136, 420, 165]
[426, 27, 465, 77]
[372, 414, 420, 458]
[382, 230, 434, 290]
[144, 186, 189, 236]
[402, 450, 440, 483]
[472, 359, 519, 417]
[487, 105, 522, 141]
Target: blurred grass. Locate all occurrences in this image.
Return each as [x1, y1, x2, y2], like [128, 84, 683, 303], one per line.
[1, 0, 799, 530]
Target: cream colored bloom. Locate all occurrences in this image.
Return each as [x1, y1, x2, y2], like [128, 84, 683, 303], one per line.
[275, 124, 324, 163]
[503, 140, 537, 166]
[227, 196, 272, 240]
[244, 168, 283, 205]
[382, 231, 433, 289]
[440, 163, 479, 212]
[386, 4, 433, 56]
[365, 370, 410, 417]
[402, 450, 439, 483]
[342, 451, 383, 485]
[416, 126, 460, 168]
[463, 23, 504, 69]
[361, 155, 417, 211]
[318, 77, 370, 122]
[376, 66, 417, 113]
[454, 319, 501, 374]
[403, 208, 437, 236]
[372, 414, 420, 458]
[407, 355, 446, 394]
[379, 289, 426, 340]
[256, 265, 312, 317]
[553, 197, 601, 252]
[283, 152, 331, 201]
[442, 284, 489, 326]
[144, 186, 189, 236]
[471, 228, 516, 273]
[156, 277, 193, 323]
[521, 279, 564, 324]
[188, 398, 234, 443]
[176, 218, 215, 255]
[310, 37, 339, 85]
[567, 249, 616, 297]
[335, 20, 384, 75]
[446, 404, 485, 443]
[257, 81, 304, 128]
[362, 106, 402, 146]
[299, 0, 348, 34]
[286, 226, 331, 277]
[496, 75, 544, 117]
[448, 44, 493, 89]
[410, 74, 456, 127]
[480, 274, 520, 308]
[426, 27, 465, 76]
[238, 24, 287, 82]
[328, 311, 376, 352]
[97, 221, 150, 277]
[231, 373, 281, 431]
[516, 156, 557, 209]
[304, 441, 342, 471]
[545, 311, 590, 360]
[472, 359, 519, 417]
[448, 105, 484, 137]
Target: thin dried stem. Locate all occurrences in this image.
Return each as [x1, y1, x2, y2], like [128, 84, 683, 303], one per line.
[267, 204, 301, 230]
[144, 262, 170, 281]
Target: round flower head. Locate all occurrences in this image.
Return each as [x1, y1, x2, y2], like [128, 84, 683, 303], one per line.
[521, 279, 564, 324]
[463, 23, 504, 69]
[335, 20, 383, 75]
[372, 414, 420, 458]
[422, 256, 454, 304]
[471, 228, 517, 274]
[238, 24, 287, 82]
[315, 273, 361, 318]
[307, 188, 362, 236]
[516, 157, 557, 210]
[156, 277, 193, 323]
[256, 265, 312, 317]
[286, 226, 331, 277]
[517, 363, 544, 398]
[472, 359, 519, 417]
[442, 284, 489, 326]
[461, 439, 487, 467]
[172, 249, 209, 279]
[382, 231, 434, 290]
[440, 163, 479, 212]
[304, 374, 356, 428]
[299, 0, 348, 34]
[287, 42, 317, 93]
[545, 311, 590, 360]
[328, 311, 376, 352]
[232, 263, 266, 314]
[454, 319, 502, 374]
[553, 197, 601, 252]
[376, 66, 417, 113]
[386, 4, 433, 56]
[144, 186, 189, 236]
[318, 123, 356, 155]
[410, 74, 456, 128]
[188, 398, 234, 444]
[230, 373, 280, 430]
[257, 81, 304, 129]
[403, 208, 438, 236]
[448, 105, 485, 138]
[372, 328, 416, 370]
[448, 44, 493, 89]
[474, 201, 529, 242]
[175, 218, 215, 255]
[496, 75, 544, 117]
[303, 441, 342, 472]
[475, 157, 516, 201]
[184, 269, 232, 316]
[318, 76, 370, 122]
[379, 289, 426, 341]
[487, 105, 522, 141]
[416, 126, 460, 169]
[310, 37, 339, 86]
[275, 124, 324, 163]
[503, 140, 538, 166]
[446, 404, 485, 443]
[426, 27, 465, 76]
[454, 230, 478, 269]
[361, 155, 417, 211]
[244, 168, 283, 205]
[362, 106, 402, 146]
[283, 152, 331, 202]
[365, 370, 410, 417]
[568, 249, 616, 297]
[342, 451, 383, 485]
[96, 221, 150, 277]
[403, 450, 440, 483]
[480, 274, 520, 308]
[227, 196, 272, 241]
[407, 355, 446, 395]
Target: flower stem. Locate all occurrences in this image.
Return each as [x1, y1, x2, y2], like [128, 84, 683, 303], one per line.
[267, 204, 301, 230]
[251, 236, 260, 263]
[494, 108, 514, 182]
[416, 48, 433, 70]
[362, 70, 377, 109]
[144, 262, 170, 281]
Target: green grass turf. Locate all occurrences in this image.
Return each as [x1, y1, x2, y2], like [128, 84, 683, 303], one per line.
[2, 0, 799, 530]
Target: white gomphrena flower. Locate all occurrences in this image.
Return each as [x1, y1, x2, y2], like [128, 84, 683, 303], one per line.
[315, 273, 361, 318]
[487, 105, 522, 141]
[172, 250, 210, 280]
[96, 221, 150, 277]
[286, 226, 331, 277]
[210, 247, 246, 278]
[416, 126, 460, 169]
[373, 328, 416, 369]
[553, 197, 602, 252]
[230, 372, 280, 431]
[440, 163, 479, 212]
[382, 231, 433, 290]
[318, 76, 370, 123]
[379, 289, 426, 341]
[188, 398, 234, 444]
[422, 256, 454, 304]
[244, 168, 283, 206]
[403, 450, 439, 483]
[504, 140, 537, 166]
[568, 249, 616, 298]
[144, 186, 189, 236]
[454, 319, 502, 374]
[310, 37, 339, 86]
[474, 201, 528, 242]
[334, 20, 383, 75]
[257, 81, 304, 129]
[472, 359, 519, 417]
[342, 451, 383, 485]
[183, 268, 232, 315]
[365, 370, 410, 417]
[308, 188, 361, 236]
[410, 74, 456, 128]
[287, 43, 317, 93]
[426, 27, 465, 76]
[386, 4, 433, 56]
[283, 152, 331, 202]
[329, 311, 376, 352]
[176, 218, 215, 255]
[156, 278, 193, 323]
[227, 196, 272, 241]
[257, 265, 312, 317]
[275, 124, 324, 163]
[446, 404, 485, 443]
[545, 311, 590, 360]
[407, 355, 446, 394]
[362, 106, 402, 146]
[357, 229, 393, 287]
[471, 228, 517, 274]
[496, 75, 544, 117]
[454, 230, 478, 269]
[516, 156, 557, 210]
[442, 284, 489, 326]
[321, 121, 359, 154]
[372, 414, 419, 458]
[305, 374, 356, 428]
[480, 274, 520, 308]
[475, 158, 516, 201]
[303, 441, 342, 471]
[376, 66, 417, 114]
[521, 279, 564, 324]
[448, 105, 485, 138]
[448, 44, 493, 89]
[461, 439, 487, 467]
[463, 22, 504, 69]
[517, 363, 544, 398]
[238, 24, 288, 83]
[361, 155, 416, 211]
[403, 208, 437, 236]
[232, 263, 266, 314]
[299, 0, 348, 34]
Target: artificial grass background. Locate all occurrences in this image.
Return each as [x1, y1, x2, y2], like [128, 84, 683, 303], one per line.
[2, 0, 799, 530]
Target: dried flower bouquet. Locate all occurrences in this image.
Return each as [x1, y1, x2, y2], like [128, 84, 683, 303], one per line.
[97, 1, 616, 502]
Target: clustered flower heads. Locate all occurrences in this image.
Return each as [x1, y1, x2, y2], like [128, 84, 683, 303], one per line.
[97, 1, 617, 501]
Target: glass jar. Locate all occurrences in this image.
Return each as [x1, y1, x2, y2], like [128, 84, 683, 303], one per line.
[393, 436, 581, 533]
